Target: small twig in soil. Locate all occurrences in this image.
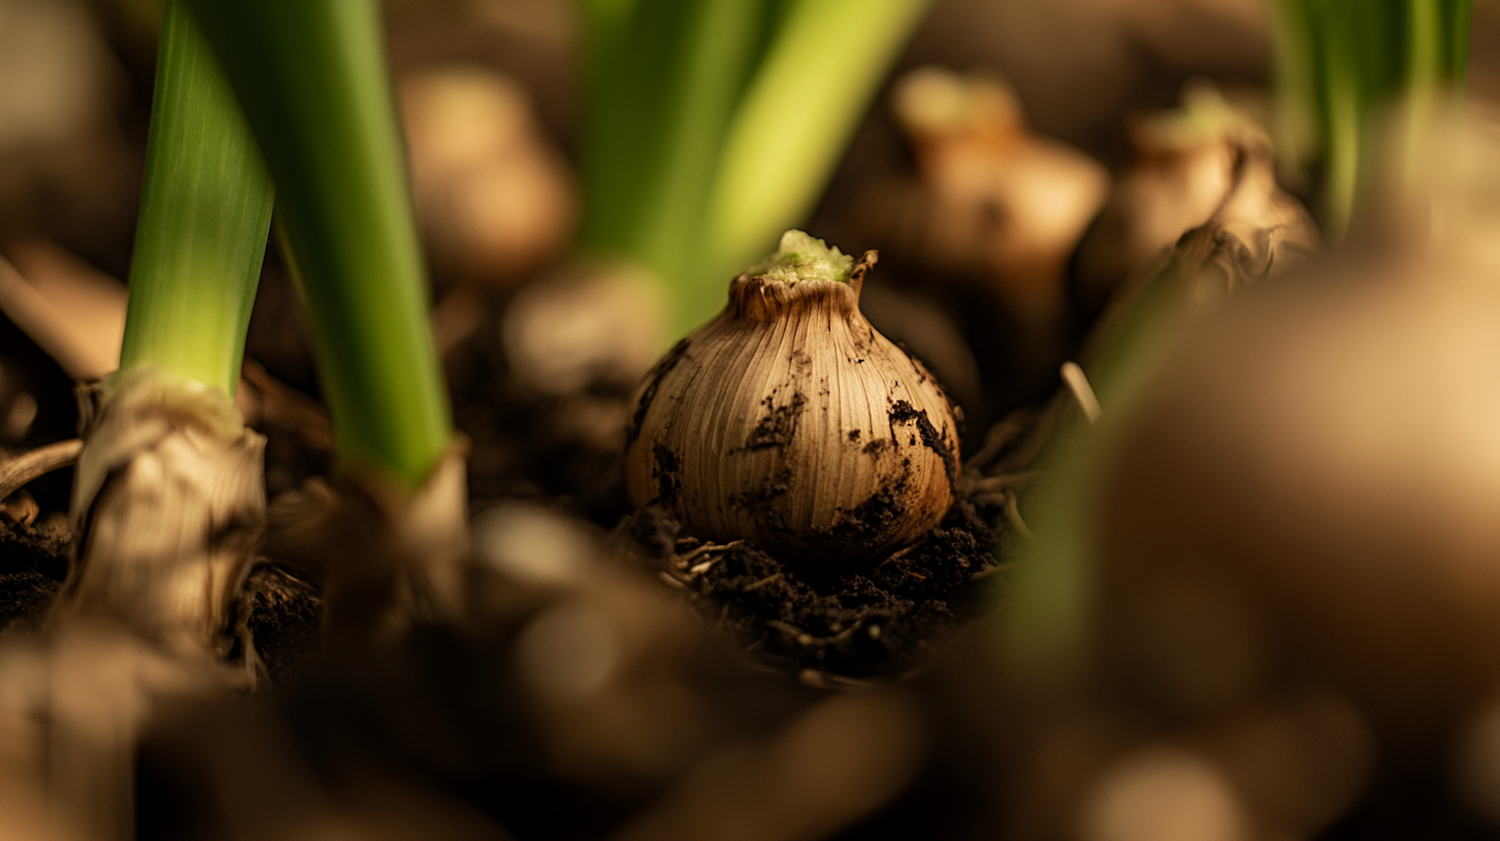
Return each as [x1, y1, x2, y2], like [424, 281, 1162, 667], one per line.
[674, 539, 744, 575]
[1060, 360, 1101, 424]
[965, 407, 1036, 471]
[887, 542, 920, 563]
[970, 563, 1011, 581]
[241, 361, 334, 451]
[964, 471, 1043, 494]
[674, 543, 715, 569]
[768, 619, 814, 645]
[0, 439, 82, 502]
[798, 669, 873, 690]
[658, 570, 687, 590]
[770, 617, 867, 649]
[823, 621, 862, 644]
[1004, 490, 1036, 540]
[873, 538, 925, 574]
[743, 572, 783, 592]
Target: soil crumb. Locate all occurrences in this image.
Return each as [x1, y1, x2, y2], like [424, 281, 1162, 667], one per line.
[615, 490, 1006, 679]
[0, 517, 69, 633]
[238, 565, 323, 685]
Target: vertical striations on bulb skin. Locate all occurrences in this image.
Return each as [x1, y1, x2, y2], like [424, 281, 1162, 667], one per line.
[625, 231, 959, 565]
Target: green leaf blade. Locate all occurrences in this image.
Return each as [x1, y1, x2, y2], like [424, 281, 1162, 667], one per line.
[120, 0, 274, 398]
[185, 0, 452, 489]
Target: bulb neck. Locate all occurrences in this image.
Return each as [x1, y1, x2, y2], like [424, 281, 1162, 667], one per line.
[726, 248, 877, 323]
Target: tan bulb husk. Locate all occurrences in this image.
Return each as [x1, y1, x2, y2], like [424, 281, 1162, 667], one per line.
[55, 366, 265, 668]
[25, 368, 268, 841]
[883, 67, 1111, 325]
[264, 440, 471, 645]
[1081, 137, 1319, 394]
[1010, 126, 1320, 476]
[1092, 106, 1500, 744]
[625, 231, 959, 565]
[0, 618, 223, 841]
[1072, 83, 1273, 322]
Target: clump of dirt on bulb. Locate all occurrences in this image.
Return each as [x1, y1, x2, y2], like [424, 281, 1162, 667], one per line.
[616, 486, 1008, 681]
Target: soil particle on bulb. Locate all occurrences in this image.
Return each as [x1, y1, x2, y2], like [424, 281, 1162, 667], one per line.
[624, 337, 691, 450]
[739, 392, 808, 451]
[651, 443, 681, 505]
[887, 399, 957, 481]
[798, 484, 913, 555]
[728, 466, 792, 511]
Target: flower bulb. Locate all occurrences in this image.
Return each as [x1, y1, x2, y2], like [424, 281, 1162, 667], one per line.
[624, 231, 959, 564]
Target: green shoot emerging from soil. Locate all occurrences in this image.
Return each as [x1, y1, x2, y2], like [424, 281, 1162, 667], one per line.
[1274, 0, 1471, 238]
[578, 0, 764, 333]
[744, 230, 855, 285]
[119, 0, 273, 395]
[185, 0, 452, 489]
[705, 0, 932, 283]
[581, 0, 931, 337]
[55, 0, 274, 665]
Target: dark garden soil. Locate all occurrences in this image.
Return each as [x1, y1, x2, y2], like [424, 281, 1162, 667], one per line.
[232, 564, 324, 685]
[0, 508, 324, 687]
[0, 466, 1016, 690]
[0, 517, 68, 635]
[443, 300, 633, 527]
[616, 490, 1009, 681]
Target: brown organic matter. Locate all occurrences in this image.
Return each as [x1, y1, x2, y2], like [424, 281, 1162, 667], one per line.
[620, 487, 1006, 680]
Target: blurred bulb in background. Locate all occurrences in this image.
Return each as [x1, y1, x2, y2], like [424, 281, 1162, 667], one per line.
[401, 65, 575, 293]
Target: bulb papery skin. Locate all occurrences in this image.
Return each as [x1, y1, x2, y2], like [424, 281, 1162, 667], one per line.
[625, 246, 959, 565]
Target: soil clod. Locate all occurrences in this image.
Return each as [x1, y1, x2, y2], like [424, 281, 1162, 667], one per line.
[617, 490, 1005, 679]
